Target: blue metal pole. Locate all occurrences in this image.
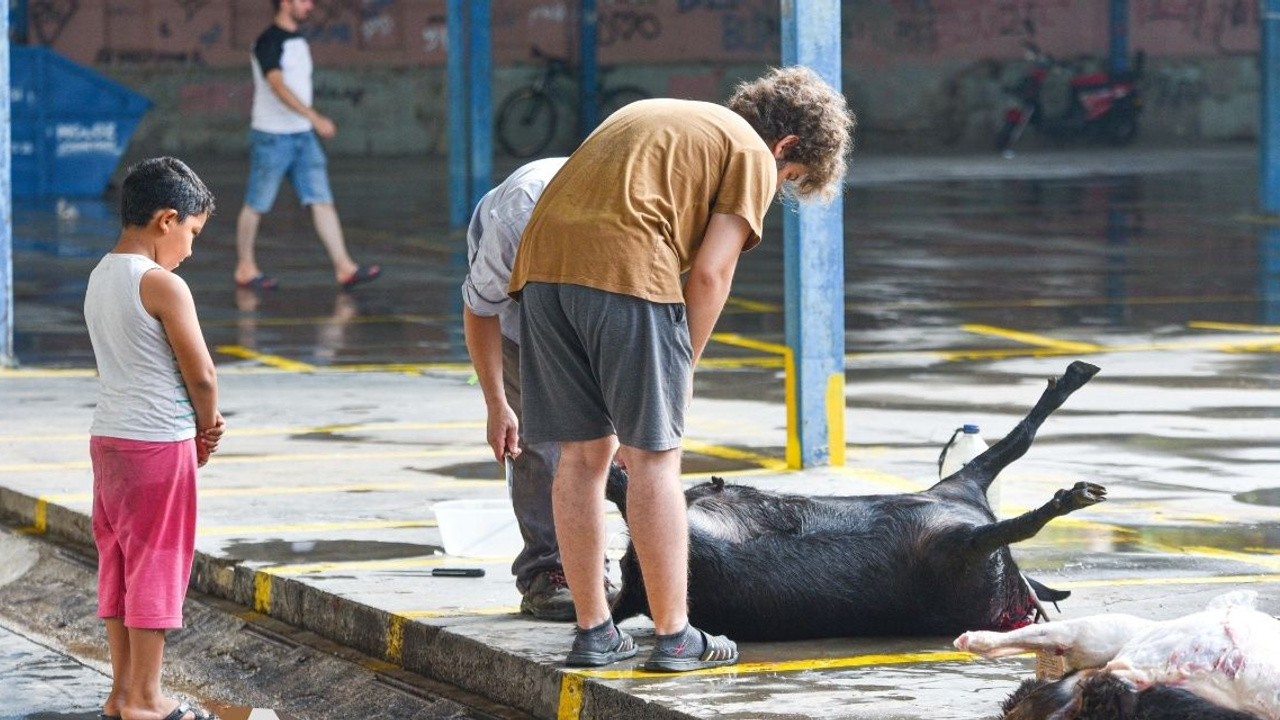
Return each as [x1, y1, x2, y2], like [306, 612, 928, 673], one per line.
[467, 0, 492, 211]
[446, 0, 469, 229]
[1108, 0, 1130, 76]
[1, 2, 12, 366]
[579, 0, 599, 137]
[781, 0, 844, 468]
[1262, 0, 1280, 214]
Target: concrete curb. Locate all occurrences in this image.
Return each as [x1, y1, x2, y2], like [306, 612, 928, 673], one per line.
[0, 486, 686, 720]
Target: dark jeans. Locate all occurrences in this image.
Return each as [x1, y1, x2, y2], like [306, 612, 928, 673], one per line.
[503, 337, 562, 592]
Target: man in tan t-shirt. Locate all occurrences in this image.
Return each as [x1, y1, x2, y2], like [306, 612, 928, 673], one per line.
[509, 66, 854, 671]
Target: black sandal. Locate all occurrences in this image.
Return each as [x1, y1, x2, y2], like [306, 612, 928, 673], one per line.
[642, 627, 738, 672]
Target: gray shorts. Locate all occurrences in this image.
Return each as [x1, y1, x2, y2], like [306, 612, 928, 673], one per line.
[519, 282, 691, 451]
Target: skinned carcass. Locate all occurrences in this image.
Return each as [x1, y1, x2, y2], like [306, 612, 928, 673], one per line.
[956, 590, 1280, 720]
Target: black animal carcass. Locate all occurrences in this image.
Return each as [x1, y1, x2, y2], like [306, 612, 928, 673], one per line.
[607, 361, 1105, 641]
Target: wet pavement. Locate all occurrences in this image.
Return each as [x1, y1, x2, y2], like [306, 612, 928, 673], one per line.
[0, 622, 110, 720]
[3, 145, 1280, 719]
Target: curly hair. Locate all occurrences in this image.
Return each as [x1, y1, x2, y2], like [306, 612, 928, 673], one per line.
[726, 65, 855, 203]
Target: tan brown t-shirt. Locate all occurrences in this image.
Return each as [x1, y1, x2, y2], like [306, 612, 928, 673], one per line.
[508, 99, 777, 304]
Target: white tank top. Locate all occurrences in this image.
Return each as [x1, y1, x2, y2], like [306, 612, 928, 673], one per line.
[84, 254, 197, 441]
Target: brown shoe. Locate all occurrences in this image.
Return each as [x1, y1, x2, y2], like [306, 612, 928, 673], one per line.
[520, 569, 576, 621]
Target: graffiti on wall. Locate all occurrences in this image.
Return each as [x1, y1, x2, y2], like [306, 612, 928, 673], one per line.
[43, 0, 1262, 73]
[31, 0, 80, 45]
[1136, 0, 1258, 54]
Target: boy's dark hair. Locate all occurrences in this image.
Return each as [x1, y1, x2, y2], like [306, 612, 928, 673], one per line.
[120, 157, 215, 228]
[271, 0, 283, 10]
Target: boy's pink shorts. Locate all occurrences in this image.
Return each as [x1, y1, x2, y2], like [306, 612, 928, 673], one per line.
[90, 435, 197, 630]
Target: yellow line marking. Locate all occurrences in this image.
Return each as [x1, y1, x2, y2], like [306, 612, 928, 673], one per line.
[710, 332, 789, 356]
[198, 519, 438, 537]
[706, 333, 801, 468]
[962, 325, 1103, 352]
[1, 448, 489, 473]
[1188, 321, 1280, 333]
[681, 439, 787, 471]
[0, 420, 484, 444]
[35, 482, 425, 505]
[1176, 545, 1280, 571]
[33, 498, 47, 533]
[216, 345, 317, 372]
[0, 368, 98, 378]
[829, 465, 926, 492]
[254, 572, 272, 613]
[1055, 573, 1280, 589]
[1, 460, 91, 472]
[826, 372, 845, 467]
[387, 614, 405, 665]
[575, 650, 975, 679]
[724, 296, 782, 313]
[259, 555, 509, 577]
[201, 314, 448, 328]
[324, 362, 474, 373]
[558, 674, 585, 720]
[401, 607, 521, 619]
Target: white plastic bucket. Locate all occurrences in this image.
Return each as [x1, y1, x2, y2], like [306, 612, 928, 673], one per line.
[432, 499, 523, 557]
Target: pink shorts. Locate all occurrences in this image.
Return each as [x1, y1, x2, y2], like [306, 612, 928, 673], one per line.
[90, 435, 197, 629]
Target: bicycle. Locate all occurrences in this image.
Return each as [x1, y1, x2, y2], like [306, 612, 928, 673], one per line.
[496, 46, 650, 159]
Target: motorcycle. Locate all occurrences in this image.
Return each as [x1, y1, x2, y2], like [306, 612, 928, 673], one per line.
[996, 37, 1144, 153]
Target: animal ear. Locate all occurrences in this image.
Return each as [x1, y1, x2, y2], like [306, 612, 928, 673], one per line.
[711, 476, 725, 490]
[1026, 576, 1071, 602]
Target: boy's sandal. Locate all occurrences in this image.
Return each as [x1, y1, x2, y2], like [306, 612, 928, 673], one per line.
[565, 627, 638, 667]
[642, 629, 738, 673]
[235, 274, 278, 290]
[161, 701, 217, 720]
[339, 264, 382, 290]
[99, 715, 122, 720]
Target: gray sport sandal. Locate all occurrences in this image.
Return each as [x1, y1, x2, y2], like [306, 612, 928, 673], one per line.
[565, 624, 638, 667]
[642, 627, 738, 672]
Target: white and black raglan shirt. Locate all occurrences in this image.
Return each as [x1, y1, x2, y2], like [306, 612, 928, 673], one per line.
[250, 25, 314, 134]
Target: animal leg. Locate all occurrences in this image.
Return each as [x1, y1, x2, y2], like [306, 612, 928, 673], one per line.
[955, 623, 1078, 658]
[958, 613, 1153, 670]
[604, 462, 629, 519]
[968, 482, 1106, 555]
[940, 361, 1099, 494]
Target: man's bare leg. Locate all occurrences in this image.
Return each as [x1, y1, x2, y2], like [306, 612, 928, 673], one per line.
[234, 205, 264, 284]
[309, 203, 359, 283]
[553, 436, 616, 630]
[617, 445, 687, 635]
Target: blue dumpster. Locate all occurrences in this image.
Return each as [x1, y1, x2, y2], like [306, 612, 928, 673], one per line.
[11, 46, 153, 198]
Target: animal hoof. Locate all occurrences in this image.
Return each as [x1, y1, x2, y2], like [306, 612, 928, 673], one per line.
[1069, 481, 1107, 508]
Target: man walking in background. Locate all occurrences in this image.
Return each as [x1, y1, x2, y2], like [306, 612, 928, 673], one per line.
[234, 0, 380, 291]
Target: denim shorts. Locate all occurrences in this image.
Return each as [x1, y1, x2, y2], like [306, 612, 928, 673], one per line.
[244, 129, 334, 212]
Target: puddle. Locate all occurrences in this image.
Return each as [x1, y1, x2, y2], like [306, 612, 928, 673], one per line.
[1235, 487, 1280, 508]
[432, 461, 505, 481]
[220, 539, 442, 564]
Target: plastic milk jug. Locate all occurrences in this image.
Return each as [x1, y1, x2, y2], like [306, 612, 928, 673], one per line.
[939, 425, 999, 513]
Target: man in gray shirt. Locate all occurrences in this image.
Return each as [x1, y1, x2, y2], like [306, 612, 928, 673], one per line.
[462, 157, 583, 619]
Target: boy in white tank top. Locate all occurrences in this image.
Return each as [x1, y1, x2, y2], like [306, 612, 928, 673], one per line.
[84, 157, 223, 720]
